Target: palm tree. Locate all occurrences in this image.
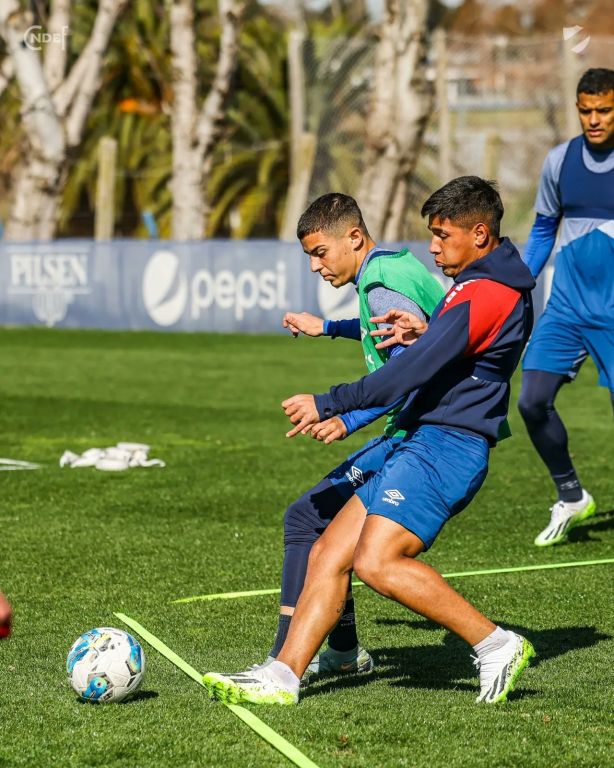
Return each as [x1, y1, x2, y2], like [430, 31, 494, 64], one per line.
[60, 0, 174, 236]
[206, 5, 289, 237]
[62, 0, 288, 239]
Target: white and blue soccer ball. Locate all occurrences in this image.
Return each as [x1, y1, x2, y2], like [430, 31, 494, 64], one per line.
[67, 627, 145, 703]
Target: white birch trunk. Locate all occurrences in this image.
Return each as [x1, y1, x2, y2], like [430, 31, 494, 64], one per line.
[0, 55, 13, 97]
[0, 0, 125, 240]
[0, 0, 66, 239]
[44, 0, 70, 93]
[63, 0, 126, 148]
[168, 0, 203, 240]
[357, 0, 432, 240]
[169, 0, 244, 240]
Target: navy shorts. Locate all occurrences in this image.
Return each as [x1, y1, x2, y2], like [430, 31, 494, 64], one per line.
[356, 425, 489, 550]
[523, 307, 614, 390]
[327, 434, 403, 501]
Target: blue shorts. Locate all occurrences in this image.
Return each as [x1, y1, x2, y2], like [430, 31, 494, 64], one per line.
[328, 434, 403, 501]
[356, 425, 489, 550]
[523, 307, 614, 390]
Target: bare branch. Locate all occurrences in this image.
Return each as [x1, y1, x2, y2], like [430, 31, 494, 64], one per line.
[195, 0, 245, 161]
[0, 0, 65, 238]
[0, 0, 64, 162]
[44, 0, 71, 92]
[0, 0, 124, 238]
[64, 0, 127, 147]
[54, 0, 125, 128]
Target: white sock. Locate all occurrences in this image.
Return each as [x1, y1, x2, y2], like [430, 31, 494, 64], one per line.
[473, 626, 511, 658]
[267, 660, 301, 691]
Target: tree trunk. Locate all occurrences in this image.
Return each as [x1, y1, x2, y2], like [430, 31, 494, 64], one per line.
[169, 0, 244, 240]
[0, 1, 66, 239]
[0, 0, 126, 240]
[44, 0, 71, 93]
[357, 0, 432, 240]
[0, 55, 13, 98]
[169, 0, 203, 239]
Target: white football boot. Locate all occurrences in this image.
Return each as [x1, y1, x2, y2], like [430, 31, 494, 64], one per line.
[474, 631, 535, 704]
[203, 665, 298, 705]
[534, 490, 596, 547]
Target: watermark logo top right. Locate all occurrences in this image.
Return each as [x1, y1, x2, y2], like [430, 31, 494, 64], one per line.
[563, 25, 591, 54]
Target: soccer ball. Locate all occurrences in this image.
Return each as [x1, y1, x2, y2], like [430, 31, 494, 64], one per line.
[67, 627, 145, 703]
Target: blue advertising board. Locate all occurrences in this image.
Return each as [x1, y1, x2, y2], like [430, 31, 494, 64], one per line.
[0, 240, 550, 332]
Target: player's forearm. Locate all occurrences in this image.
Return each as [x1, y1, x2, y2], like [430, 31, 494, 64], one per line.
[315, 307, 469, 418]
[323, 318, 361, 341]
[523, 213, 559, 278]
[340, 401, 402, 435]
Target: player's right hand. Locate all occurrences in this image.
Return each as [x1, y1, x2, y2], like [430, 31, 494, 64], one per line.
[369, 309, 428, 348]
[0, 593, 12, 639]
[282, 312, 324, 338]
[310, 416, 348, 444]
[282, 394, 320, 437]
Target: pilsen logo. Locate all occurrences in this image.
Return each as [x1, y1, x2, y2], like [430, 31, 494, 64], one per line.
[8, 252, 91, 327]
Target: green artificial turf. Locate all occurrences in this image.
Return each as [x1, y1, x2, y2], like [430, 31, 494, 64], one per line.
[0, 327, 612, 768]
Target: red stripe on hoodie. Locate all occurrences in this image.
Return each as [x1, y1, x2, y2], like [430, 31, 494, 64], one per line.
[439, 279, 522, 355]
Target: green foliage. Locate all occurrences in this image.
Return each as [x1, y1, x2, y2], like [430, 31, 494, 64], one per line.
[207, 6, 290, 237]
[0, 327, 612, 766]
[60, 0, 176, 236]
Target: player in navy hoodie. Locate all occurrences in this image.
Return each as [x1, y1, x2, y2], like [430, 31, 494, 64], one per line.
[203, 177, 536, 707]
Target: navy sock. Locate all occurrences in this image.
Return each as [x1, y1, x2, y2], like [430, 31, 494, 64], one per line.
[553, 469, 583, 502]
[328, 595, 358, 652]
[270, 615, 292, 658]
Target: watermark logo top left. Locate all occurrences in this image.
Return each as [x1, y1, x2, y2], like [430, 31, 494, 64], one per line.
[24, 25, 70, 51]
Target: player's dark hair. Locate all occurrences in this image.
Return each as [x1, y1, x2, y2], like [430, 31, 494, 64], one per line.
[297, 193, 369, 240]
[421, 176, 504, 237]
[577, 68, 614, 97]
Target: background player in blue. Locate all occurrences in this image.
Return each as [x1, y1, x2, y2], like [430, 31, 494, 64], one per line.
[518, 68, 614, 547]
[267, 193, 443, 677]
[204, 177, 537, 706]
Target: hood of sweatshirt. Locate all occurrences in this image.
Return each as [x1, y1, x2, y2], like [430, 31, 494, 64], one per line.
[455, 237, 536, 291]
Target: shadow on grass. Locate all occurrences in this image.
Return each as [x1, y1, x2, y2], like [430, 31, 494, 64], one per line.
[303, 623, 610, 701]
[567, 508, 614, 543]
[125, 690, 159, 703]
[76, 690, 159, 705]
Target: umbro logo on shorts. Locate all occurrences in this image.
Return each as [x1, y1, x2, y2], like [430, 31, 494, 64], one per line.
[382, 489, 405, 506]
[345, 465, 364, 487]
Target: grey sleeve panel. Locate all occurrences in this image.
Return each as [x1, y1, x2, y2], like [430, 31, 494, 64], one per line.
[367, 286, 427, 326]
[535, 141, 569, 218]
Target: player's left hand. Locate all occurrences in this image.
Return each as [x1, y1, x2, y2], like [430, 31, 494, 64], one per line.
[310, 416, 347, 444]
[369, 309, 428, 348]
[282, 394, 320, 437]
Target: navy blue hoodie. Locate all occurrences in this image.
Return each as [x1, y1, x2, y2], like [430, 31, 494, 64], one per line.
[314, 238, 535, 446]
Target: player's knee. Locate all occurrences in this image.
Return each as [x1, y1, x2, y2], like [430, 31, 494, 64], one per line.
[306, 536, 351, 579]
[307, 535, 327, 565]
[283, 498, 321, 546]
[518, 387, 548, 424]
[353, 549, 381, 591]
